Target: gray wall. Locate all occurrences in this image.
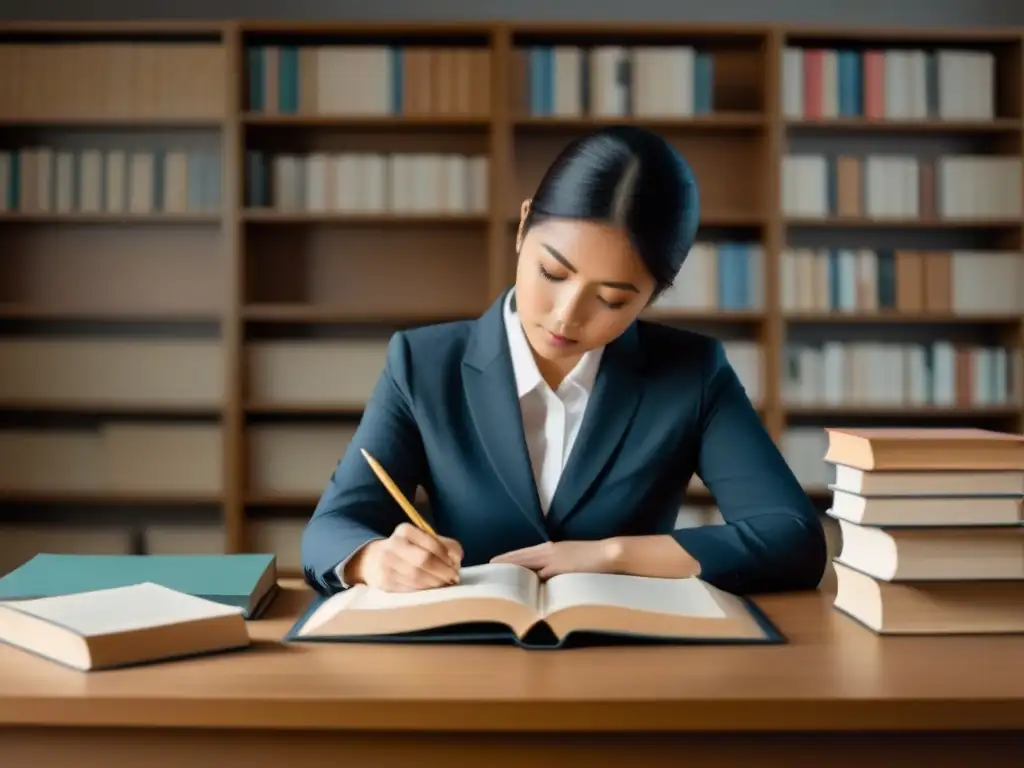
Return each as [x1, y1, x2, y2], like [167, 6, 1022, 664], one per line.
[1, 0, 1023, 27]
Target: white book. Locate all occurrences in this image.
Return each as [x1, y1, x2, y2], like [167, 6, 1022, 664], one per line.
[0, 582, 251, 671]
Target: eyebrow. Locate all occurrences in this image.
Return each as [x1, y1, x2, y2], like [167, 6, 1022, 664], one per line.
[541, 243, 640, 293]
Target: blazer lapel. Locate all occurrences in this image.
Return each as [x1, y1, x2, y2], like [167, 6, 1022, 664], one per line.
[546, 322, 643, 530]
[461, 292, 549, 541]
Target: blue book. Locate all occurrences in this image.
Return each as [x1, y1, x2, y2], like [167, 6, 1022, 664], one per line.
[285, 563, 783, 649]
[0, 553, 279, 619]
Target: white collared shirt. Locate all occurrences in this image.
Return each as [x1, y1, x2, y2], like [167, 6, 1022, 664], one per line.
[502, 289, 604, 513]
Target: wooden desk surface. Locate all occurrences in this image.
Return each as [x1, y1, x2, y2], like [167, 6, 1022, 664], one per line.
[1, 580, 1022, 734]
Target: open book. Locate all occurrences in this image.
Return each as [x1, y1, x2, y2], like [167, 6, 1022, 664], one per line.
[288, 564, 781, 648]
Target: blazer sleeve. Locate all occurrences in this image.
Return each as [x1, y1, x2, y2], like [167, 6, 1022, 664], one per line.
[300, 331, 429, 594]
[671, 341, 828, 595]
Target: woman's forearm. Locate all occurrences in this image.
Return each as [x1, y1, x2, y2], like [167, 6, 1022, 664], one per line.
[605, 534, 702, 579]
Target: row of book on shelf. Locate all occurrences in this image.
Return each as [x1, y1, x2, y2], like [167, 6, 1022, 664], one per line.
[0, 40, 1012, 125]
[15, 156, 1017, 222]
[245, 44, 492, 117]
[494, 241, 1016, 315]
[824, 426, 1024, 635]
[782, 153, 1022, 220]
[514, 45, 715, 117]
[781, 248, 1023, 315]
[0, 42, 226, 122]
[243, 42, 719, 119]
[0, 329, 1018, 407]
[241, 42, 1007, 122]
[0, 333, 757, 413]
[782, 46, 997, 121]
[245, 151, 489, 214]
[650, 242, 762, 311]
[7, 146, 1021, 224]
[783, 342, 1020, 407]
[0, 148, 221, 214]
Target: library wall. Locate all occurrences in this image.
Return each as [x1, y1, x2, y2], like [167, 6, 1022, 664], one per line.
[0, 21, 1021, 581]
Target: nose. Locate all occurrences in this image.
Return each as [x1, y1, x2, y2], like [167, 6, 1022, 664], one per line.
[554, 289, 584, 331]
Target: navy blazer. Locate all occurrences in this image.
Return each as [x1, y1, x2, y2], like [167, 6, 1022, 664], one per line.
[301, 289, 827, 596]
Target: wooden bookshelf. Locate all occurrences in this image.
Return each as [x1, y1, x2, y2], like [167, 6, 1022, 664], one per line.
[0, 21, 1021, 576]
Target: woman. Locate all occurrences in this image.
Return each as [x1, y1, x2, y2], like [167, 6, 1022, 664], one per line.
[301, 125, 826, 597]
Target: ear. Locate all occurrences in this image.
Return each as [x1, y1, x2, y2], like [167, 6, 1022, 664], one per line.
[515, 199, 531, 253]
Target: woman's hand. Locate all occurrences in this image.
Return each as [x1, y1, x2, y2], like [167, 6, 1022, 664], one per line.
[491, 536, 701, 580]
[490, 539, 624, 580]
[346, 523, 464, 592]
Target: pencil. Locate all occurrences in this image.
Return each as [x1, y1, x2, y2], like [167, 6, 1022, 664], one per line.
[360, 448, 438, 537]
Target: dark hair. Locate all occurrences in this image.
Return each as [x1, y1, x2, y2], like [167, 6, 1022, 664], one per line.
[522, 125, 700, 298]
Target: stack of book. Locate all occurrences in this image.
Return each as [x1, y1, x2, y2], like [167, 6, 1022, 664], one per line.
[823, 427, 1024, 635]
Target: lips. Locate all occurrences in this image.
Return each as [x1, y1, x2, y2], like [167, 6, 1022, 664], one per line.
[545, 329, 576, 347]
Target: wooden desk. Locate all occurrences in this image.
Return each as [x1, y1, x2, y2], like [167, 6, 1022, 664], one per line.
[1, 580, 1022, 767]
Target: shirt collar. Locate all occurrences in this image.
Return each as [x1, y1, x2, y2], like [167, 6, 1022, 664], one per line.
[502, 288, 604, 398]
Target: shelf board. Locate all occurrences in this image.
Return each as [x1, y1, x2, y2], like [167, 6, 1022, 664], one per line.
[786, 405, 1021, 418]
[514, 113, 765, 130]
[0, 116, 224, 127]
[0, 491, 222, 505]
[242, 209, 488, 225]
[0, 20, 227, 35]
[241, 113, 490, 129]
[785, 118, 1022, 133]
[242, 304, 484, 323]
[246, 492, 429, 514]
[784, 312, 1023, 325]
[246, 493, 318, 507]
[507, 212, 766, 227]
[245, 402, 364, 415]
[240, 20, 493, 35]
[509, 20, 769, 38]
[704, 213, 768, 227]
[0, 400, 223, 416]
[785, 217, 1023, 229]
[0, 212, 221, 224]
[644, 309, 763, 322]
[782, 25, 1024, 43]
[0, 305, 221, 322]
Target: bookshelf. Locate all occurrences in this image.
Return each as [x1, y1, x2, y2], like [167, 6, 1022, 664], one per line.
[0, 21, 1021, 577]
[778, 26, 1024, 508]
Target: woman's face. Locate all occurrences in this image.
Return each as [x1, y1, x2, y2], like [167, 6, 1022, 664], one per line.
[514, 199, 655, 368]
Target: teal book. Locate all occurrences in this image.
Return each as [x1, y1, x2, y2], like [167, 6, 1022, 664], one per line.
[0, 553, 279, 619]
[286, 563, 783, 649]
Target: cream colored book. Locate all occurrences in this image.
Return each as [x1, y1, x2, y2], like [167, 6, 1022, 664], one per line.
[288, 564, 781, 648]
[832, 561, 1024, 635]
[0, 582, 251, 671]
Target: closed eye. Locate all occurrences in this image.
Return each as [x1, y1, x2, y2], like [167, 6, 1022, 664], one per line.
[539, 264, 565, 282]
[540, 263, 627, 309]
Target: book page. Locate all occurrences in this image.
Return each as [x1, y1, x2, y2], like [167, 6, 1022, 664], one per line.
[0, 582, 243, 637]
[542, 573, 728, 619]
[347, 563, 540, 611]
[298, 563, 543, 637]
